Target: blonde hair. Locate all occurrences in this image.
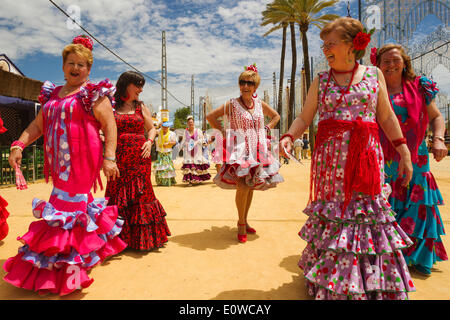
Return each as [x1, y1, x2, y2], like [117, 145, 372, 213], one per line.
[238, 70, 260, 89]
[320, 17, 366, 60]
[62, 44, 93, 68]
[376, 44, 416, 81]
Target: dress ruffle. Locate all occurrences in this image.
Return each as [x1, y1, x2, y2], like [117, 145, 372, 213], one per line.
[3, 189, 127, 296]
[38, 81, 56, 105]
[298, 196, 415, 300]
[182, 163, 211, 183]
[419, 76, 439, 105]
[79, 79, 116, 111]
[107, 173, 171, 250]
[0, 195, 10, 241]
[213, 156, 284, 190]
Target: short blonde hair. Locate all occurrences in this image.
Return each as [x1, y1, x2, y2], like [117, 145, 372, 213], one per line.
[376, 44, 416, 81]
[238, 70, 260, 89]
[62, 44, 93, 68]
[320, 17, 366, 60]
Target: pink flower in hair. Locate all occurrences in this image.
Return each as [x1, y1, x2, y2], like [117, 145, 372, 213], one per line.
[370, 47, 377, 66]
[73, 35, 94, 51]
[245, 63, 258, 73]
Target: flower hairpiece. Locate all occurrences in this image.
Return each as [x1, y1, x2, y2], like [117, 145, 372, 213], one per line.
[353, 28, 375, 52]
[72, 34, 94, 51]
[245, 63, 258, 73]
[370, 47, 378, 66]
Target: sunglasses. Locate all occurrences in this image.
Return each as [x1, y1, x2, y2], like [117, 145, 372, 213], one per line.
[239, 80, 255, 86]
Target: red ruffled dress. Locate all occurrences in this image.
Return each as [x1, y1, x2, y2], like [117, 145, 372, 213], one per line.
[105, 104, 170, 250]
[2, 80, 127, 296]
[0, 114, 8, 241]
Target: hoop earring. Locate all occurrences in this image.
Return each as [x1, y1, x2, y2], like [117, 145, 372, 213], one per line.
[252, 93, 257, 98]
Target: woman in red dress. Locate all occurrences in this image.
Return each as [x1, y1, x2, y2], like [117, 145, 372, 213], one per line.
[105, 71, 170, 250]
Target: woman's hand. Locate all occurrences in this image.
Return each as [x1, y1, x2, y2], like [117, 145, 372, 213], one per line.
[9, 149, 23, 168]
[103, 159, 120, 181]
[141, 140, 153, 158]
[431, 139, 447, 162]
[397, 145, 413, 186]
[280, 136, 293, 158]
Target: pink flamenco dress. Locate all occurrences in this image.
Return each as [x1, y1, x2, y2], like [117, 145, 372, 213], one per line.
[2, 80, 127, 296]
[298, 66, 416, 300]
[0, 113, 9, 241]
[213, 98, 283, 190]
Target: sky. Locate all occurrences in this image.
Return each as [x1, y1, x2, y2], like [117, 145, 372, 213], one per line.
[0, 0, 448, 117]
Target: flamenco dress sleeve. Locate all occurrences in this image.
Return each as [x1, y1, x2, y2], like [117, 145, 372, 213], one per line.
[419, 76, 439, 105]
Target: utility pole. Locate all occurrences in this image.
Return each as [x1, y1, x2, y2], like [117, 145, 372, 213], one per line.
[272, 72, 277, 109]
[161, 31, 167, 110]
[191, 75, 195, 118]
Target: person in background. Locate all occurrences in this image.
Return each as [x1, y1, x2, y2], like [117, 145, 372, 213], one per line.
[154, 118, 177, 186]
[105, 71, 171, 251]
[293, 137, 304, 161]
[374, 43, 447, 275]
[302, 134, 309, 160]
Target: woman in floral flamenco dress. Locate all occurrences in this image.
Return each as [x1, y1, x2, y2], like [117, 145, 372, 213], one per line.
[280, 17, 416, 299]
[374, 44, 447, 275]
[3, 35, 127, 295]
[181, 115, 211, 185]
[105, 71, 171, 250]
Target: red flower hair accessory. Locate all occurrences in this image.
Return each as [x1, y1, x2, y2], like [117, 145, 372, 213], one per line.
[245, 63, 258, 73]
[370, 47, 378, 66]
[72, 35, 94, 51]
[353, 28, 374, 52]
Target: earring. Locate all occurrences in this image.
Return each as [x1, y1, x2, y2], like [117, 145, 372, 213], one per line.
[120, 92, 130, 102]
[252, 93, 257, 98]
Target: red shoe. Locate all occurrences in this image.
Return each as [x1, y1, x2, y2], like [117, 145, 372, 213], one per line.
[246, 226, 256, 234]
[237, 223, 247, 243]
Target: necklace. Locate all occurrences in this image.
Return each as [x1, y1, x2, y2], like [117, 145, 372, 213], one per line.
[239, 96, 254, 110]
[321, 62, 359, 108]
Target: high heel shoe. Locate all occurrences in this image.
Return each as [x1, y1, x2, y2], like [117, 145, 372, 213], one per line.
[246, 225, 256, 234]
[237, 223, 247, 243]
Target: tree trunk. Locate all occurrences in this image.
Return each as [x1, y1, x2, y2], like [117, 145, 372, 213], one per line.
[288, 22, 297, 129]
[300, 26, 315, 151]
[277, 25, 287, 132]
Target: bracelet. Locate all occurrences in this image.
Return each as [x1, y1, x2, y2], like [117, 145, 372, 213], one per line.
[104, 156, 116, 162]
[10, 146, 23, 152]
[11, 140, 25, 152]
[392, 137, 407, 148]
[148, 138, 154, 143]
[433, 136, 445, 142]
[280, 133, 294, 143]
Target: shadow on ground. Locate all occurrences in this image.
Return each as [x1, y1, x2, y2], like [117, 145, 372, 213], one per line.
[169, 225, 259, 251]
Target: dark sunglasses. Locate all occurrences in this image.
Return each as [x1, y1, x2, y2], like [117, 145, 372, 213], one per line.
[239, 80, 255, 86]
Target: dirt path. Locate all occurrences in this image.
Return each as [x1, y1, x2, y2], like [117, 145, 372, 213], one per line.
[0, 157, 449, 300]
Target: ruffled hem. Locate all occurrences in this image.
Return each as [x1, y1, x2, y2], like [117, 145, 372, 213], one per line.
[155, 176, 177, 186]
[0, 195, 9, 241]
[182, 173, 211, 183]
[120, 222, 170, 250]
[299, 244, 415, 300]
[403, 235, 448, 273]
[3, 253, 94, 296]
[213, 159, 283, 190]
[388, 171, 444, 209]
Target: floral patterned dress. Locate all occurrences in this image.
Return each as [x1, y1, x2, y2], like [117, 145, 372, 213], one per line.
[381, 76, 447, 275]
[3, 80, 127, 296]
[298, 66, 416, 300]
[105, 104, 171, 250]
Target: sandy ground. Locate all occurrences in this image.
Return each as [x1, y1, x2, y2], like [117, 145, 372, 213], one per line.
[0, 157, 449, 300]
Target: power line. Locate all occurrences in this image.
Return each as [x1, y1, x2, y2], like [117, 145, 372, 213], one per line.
[48, 0, 190, 108]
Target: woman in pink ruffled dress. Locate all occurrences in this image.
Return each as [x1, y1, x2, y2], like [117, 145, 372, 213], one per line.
[3, 35, 127, 295]
[206, 64, 283, 243]
[281, 17, 416, 299]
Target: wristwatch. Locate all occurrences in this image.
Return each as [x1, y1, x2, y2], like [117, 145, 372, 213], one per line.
[433, 136, 445, 142]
